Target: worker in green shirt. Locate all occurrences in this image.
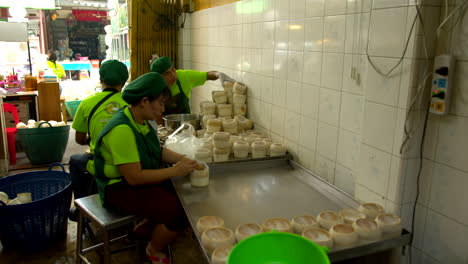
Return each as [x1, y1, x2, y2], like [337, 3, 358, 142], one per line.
[46, 49, 66, 80]
[150, 56, 234, 122]
[68, 60, 129, 218]
[92, 72, 198, 263]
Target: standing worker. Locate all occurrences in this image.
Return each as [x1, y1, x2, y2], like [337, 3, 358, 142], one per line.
[91, 72, 198, 263]
[150, 57, 234, 122]
[46, 49, 66, 80]
[68, 60, 129, 219]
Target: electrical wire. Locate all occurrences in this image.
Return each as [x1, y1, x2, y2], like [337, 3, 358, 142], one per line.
[445, 0, 449, 20]
[365, 2, 419, 77]
[356, 0, 366, 85]
[399, 72, 432, 155]
[400, 4, 432, 155]
[407, 102, 431, 264]
[350, 0, 359, 80]
[437, 0, 468, 38]
[403, 3, 467, 263]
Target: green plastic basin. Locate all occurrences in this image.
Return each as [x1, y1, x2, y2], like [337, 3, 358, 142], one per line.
[17, 122, 70, 165]
[228, 231, 330, 264]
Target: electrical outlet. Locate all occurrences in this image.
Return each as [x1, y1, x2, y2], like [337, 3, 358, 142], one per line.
[429, 55, 455, 115]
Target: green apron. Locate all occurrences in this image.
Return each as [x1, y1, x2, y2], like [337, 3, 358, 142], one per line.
[164, 79, 190, 114]
[93, 107, 162, 205]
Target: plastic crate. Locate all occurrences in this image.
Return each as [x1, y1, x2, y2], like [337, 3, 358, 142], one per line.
[0, 163, 72, 253]
[65, 100, 82, 118]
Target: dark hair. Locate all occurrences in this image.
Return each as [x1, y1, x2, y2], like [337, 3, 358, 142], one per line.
[48, 50, 57, 63]
[131, 87, 172, 106]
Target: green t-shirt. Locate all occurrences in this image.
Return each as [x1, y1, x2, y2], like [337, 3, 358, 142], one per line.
[87, 107, 152, 186]
[169, 70, 208, 99]
[46, 60, 66, 79]
[72, 91, 127, 153]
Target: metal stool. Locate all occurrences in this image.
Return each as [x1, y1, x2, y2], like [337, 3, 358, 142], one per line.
[75, 194, 140, 264]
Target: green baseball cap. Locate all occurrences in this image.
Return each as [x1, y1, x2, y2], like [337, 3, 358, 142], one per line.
[99, 60, 129, 86]
[122, 72, 167, 104]
[150, 56, 173, 74]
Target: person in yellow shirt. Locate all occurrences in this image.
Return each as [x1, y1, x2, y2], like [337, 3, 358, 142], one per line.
[150, 56, 235, 124]
[68, 60, 129, 221]
[46, 49, 66, 80]
[92, 72, 198, 263]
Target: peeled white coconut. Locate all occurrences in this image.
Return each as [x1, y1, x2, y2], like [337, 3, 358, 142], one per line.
[195, 149, 212, 163]
[262, 217, 292, 233]
[211, 245, 233, 264]
[235, 223, 261, 242]
[190, 163, 210, 187]
[202, 114, 216, 128]
[358, 203, 385, 219]
[201, 227, 235, 254]
[291, 215, 318, 234]
[212, 91, 227, 104]
[0, 192, 9, 204]
[375, 214, 402, 238]
[251, 141, 267, 159]
[235, 116, 253, 131]
[197, 129, 207, 138]
[329, 224, 358, 247]
[27, 119, 36, 125]
[340, 208, 366, 224]
[36, 120, 46, 127]
[196, 216, 225, 234]
[233, 141, 249, 158]
[213, 147, 230, 162]
[317, 211, 344, 230]
[27, 123, 36, 128]
[222, 119, 238, 134]
[199, 101, 213, 115]
[16, 122, 27, 129]
[201, 138, 214, 151]
[263, 140, 273, 156]
[352, 218, 382, 242]
[16, 193, 32, 204]
[217, 104, 232, 117]
[212, 132, 230, 148]
[302, 228, 333, 248]
[56, 121, 66, 126]
[270, 143, 287, 157]
[48, 120, 58, 127]
[207, 119, 222, 134]
[233, 82, 247, 94]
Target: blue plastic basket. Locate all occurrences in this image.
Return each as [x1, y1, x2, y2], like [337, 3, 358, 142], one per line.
[0, 163, 72, 253]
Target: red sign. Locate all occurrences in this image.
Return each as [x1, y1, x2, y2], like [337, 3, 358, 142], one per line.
[72, 10, 107, 22]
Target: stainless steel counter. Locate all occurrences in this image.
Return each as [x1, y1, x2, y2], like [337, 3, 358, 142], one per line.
[172, 158, 410, 263]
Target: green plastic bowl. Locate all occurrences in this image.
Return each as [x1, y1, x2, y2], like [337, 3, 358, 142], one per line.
[227, 231, 330, 264]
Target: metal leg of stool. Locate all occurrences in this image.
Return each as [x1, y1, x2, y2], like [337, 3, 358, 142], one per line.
[76, 209, 84, 264]
[133, 219, 141, 264]
[103, 230, 111, 264]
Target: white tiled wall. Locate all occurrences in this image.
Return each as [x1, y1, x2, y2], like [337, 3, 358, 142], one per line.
[180, 0, 415, 198]
[177, 1, 467, 263]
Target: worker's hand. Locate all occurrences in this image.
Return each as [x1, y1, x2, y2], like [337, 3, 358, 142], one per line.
[174, 157, 198, 176]
[218, 72, 235, 85]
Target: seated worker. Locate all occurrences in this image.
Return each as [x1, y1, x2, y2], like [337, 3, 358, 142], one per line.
[69, 60, 129, 208]
[46, 49, 66, 80]
[91, 72, 198, 263]
[150, 57, 234, 123]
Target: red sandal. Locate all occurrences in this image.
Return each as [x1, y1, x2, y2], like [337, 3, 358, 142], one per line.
[146, 254, 171, 264]
[146, 246, 171, 264]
